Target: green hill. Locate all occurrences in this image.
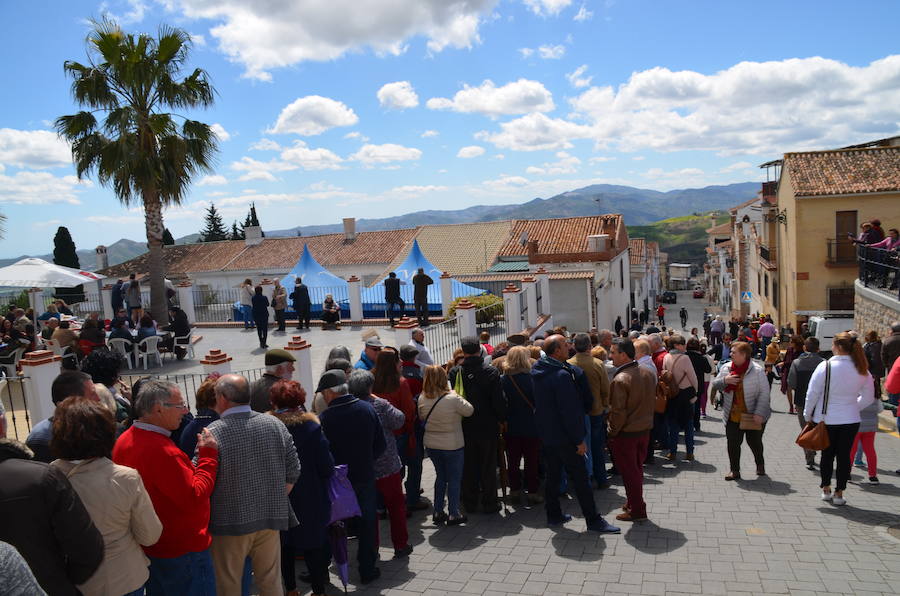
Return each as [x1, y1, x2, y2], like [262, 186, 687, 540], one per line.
[627, 212, 730, 266]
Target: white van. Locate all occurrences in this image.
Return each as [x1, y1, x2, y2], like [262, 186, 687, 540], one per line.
[807, 315, 855, 355]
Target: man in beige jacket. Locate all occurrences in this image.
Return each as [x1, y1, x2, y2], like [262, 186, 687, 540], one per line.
[568, 333, 611, 488]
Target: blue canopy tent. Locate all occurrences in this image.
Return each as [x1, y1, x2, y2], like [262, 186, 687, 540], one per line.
[279, 245, 350, 316]
[361, 240, 486, 316]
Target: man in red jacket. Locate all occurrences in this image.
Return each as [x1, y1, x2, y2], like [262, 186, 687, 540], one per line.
[113, 379, 219, 595]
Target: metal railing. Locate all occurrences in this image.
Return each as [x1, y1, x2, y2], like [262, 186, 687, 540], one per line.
[1, 376, 31, 439]
[422, 316, 461, 367]
[192, 287, 352, 323]
[121, 367, 267, 413]
[759, 244, 776, 265]
[858, 245, 900, 300]
[826, 238, 857, 265]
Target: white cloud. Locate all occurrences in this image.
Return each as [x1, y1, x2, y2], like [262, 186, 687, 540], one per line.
[269, 96, 359, 136]
[427, 79, 555, 117]
[566, 64, 592, 88]
[457, 145, 486, 158]
[421, 130, 439, 138]
[31, 219, 63, 229]
[343, 132, 369, 142]
[206, 190, 228, 197]
[198, 174, 228, 186]
[210, 123, 231, 141]
[167, 0, 499, 80]
[523, 0, 572, 17]
[525, 151, 581, 175]
[0, 128, 71, 169]
[99, 0, 147, 25]
[349, 143, 422, 165]
[720, 161, 753, 173]
[390, 185, 448, 193]
[518, 48, 534, 59]
[229, 156, 297, 182]
[0, 171, 90, 205]
[85, 214, 144, 224]
[377, 81, 419, 109]
[481, 174, 530, 190]
[642, 167, 705, 183]
[538, 44, 565, 59]
[279, 141, 344, 170]
[573, 4, 593, 21]
[250, 138, 281, 151]
[476, 112, 593, 151]
[568, 55, 900, 155]
[632, 156, 645, 161]
[493, 153, 505, 160]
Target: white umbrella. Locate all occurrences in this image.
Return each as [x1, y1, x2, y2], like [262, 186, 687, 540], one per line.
[0, 258, 106, 288]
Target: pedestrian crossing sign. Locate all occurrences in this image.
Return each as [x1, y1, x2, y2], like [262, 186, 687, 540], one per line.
[741, 291, 752, 303]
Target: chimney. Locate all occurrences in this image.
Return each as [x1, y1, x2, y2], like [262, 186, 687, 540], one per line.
[587, 234, 609, 253]
[95, 245, 109, 270]
[343, 218, 357, 242]
[244, 225, 263, 246]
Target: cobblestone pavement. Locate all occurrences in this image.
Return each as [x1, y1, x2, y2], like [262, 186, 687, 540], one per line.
[336, 390, 900, 596]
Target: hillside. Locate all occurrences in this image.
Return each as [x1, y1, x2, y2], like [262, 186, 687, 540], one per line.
[267, 181, 757, 237]
[627, 213, 730, 266]
[0, 238, 148, 270]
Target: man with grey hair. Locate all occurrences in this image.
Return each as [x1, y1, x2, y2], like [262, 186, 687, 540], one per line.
[409, 328, 434, 370]
[205, 374, 300, 596]
[113, 380, 220, 594]
[318, 369, 386, 584]
[597, 329, 614, 351]
[249, 349, 297, 412]
[569, 332, 611, 488]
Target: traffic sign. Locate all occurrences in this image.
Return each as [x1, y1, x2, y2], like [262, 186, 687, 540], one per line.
[741, 291, 752, 303]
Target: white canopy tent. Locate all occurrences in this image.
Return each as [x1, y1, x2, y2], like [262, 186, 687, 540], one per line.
[0, 258, 105, 288]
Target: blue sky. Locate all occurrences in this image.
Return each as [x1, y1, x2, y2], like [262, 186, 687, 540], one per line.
[2, 0, 899, 257]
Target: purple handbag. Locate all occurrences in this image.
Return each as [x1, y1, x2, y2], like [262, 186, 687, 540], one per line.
[328, 464, 361, 524]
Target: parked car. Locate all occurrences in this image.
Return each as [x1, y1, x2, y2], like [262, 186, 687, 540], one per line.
[661, 291, 678, 304]
[692, 287, 705, 299]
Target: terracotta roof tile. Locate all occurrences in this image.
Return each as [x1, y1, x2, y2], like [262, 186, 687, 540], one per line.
[498, 215, 624, 257]
[706, 222, 732, 235]
[785, 147, 900, 197]
[455, 271, 594, 282]
[98, 241, 248, 279]
[380, 221, 514, 278]
[629, 238, 646, 265]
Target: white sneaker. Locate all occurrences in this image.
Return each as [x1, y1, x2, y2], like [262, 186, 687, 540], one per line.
[820, 491, 833, 501]
[832, 495, 846, 506]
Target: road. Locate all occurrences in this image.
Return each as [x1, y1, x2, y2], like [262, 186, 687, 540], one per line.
[656, 289, 714, 336]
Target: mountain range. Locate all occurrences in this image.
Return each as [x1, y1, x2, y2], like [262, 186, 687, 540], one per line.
[1, 181, 757, 270]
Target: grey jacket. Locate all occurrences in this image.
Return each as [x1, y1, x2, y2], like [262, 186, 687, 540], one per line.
[858, 398, 884, 433]
[711, 361, 772, 424]
[787, 351, 826, 409]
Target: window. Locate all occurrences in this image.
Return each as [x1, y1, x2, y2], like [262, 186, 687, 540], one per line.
[620, 260, 624, 289]
[828, 287, 854, 310]
[772, 280, 778, 308]
[764, 273, 769, 298]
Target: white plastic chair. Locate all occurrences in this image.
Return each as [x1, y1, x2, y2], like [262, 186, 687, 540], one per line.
[136, 336, 162, 370]
[108, 338, 135, 369]
[45, 339, 79, 368]
[173, 330, 195, 360]
[0, 346, 27, 378]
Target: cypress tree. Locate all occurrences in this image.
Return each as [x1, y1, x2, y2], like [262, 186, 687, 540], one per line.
[200, 203, 228, 242]
[162, 228, 175, 245]
[52, 226, 85, 302]
[230, 221, 244, 241]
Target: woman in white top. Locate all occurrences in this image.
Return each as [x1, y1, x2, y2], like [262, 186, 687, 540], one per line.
[803, 332, 875, 506]
[239, 278, 255, 329]
[417, 365, 474, 526]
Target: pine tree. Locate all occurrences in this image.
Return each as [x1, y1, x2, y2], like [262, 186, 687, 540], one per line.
[244, 203, 265, 237]
[162, 228, 175, 245]
[200, 203, 228, 242]
[52, 226, 85, 302]
[230, 221, 244, 241]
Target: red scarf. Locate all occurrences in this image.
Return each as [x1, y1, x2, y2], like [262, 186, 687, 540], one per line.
[723, 358, 750, 392]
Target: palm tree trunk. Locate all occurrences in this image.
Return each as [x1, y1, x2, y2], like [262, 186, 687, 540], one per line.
[143, 190, 169, 324]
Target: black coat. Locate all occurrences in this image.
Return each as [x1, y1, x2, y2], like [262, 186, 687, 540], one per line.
[384, 277, 402, 302]
[251, 293, 270, 320]
[411, 273, 433, 302]
[290, 284, 311, 309]
[450, 356, 506, 437]
[319, 395, 386, 486]
[0, 442, 104, 595]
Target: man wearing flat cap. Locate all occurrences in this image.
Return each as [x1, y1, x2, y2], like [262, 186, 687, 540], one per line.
[354, 337, 384, 371]
[249, 349, 297, 413]
[318, 369, 386, 584]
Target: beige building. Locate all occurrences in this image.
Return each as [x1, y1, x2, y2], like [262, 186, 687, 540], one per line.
[769, 141, 900, 328]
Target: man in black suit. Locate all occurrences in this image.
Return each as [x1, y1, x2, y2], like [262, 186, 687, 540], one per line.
[290, 278, 311, 329]
[384, 271, 405, 325]
[411, 268, 433, 325]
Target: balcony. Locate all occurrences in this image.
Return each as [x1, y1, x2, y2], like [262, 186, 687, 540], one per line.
[759, 244, 776, 268]
[858, 245, 900, 301]
[826, 238, 857, 266]
[761, 181, 777, 204]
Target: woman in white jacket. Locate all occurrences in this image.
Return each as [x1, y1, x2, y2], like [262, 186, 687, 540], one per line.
[710, 341, 771, 481]
[418, 365, 474, 526]
[803, 332, 875, 506]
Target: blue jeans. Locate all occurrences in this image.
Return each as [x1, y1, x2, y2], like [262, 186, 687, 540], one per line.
[589, 413, 608, 484]
[760, 336, 772, 358]
[666, 393, 695, 455]
[240, 304, 253, 328]
[147, 550, 216, 596]
[428, 447, 464, 517]
[352, 481, 378, 578]
[889, 392, 900, 407]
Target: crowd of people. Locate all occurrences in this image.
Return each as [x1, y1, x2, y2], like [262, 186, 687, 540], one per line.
[1, 299, 898, 596]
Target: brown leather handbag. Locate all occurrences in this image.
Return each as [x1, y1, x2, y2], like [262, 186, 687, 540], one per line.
[796, 362, 831, 451]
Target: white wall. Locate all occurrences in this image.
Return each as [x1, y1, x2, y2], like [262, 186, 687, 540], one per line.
[548, 279, 592, 331]
[596, 251, 631, 330]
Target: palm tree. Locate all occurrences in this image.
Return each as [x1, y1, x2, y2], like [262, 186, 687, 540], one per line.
[56, 20, 217, 322]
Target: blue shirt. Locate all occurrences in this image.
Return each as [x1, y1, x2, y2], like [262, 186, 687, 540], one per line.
[354, 351, 374, 370]
[25, 418, 54, 462]
[222, 404, 252, 417]
[132, 421, 171, 437]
